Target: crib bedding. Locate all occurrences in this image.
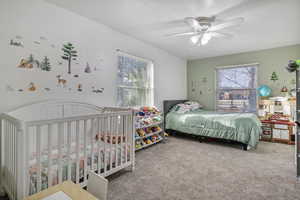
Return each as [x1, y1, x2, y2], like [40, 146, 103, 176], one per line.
[165, 109, 261, 148]
[28, 142, 131, 194]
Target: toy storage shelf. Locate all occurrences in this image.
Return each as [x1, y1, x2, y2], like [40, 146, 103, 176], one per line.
[136, 121, 162, 129]
[136, 138, 163, 151]
[135, 130, 163, 140]
[135, 107, 165, 151]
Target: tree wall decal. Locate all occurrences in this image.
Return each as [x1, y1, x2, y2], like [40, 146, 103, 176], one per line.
[40, 56, 51, 71]
[61, 43, 78, 74]
[270, 72, 279, 82]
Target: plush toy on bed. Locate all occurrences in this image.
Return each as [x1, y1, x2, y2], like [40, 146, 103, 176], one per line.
[171, 101, 203, 113]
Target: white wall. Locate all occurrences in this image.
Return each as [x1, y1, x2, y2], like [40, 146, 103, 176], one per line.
[0, 0, 187, 113]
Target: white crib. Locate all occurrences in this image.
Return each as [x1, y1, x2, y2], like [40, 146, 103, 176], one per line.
[0, 100, 135, 200]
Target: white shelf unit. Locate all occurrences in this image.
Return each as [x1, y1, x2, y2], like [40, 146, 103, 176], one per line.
[135, 112, 165, 151]
[136, 138, 163, 151]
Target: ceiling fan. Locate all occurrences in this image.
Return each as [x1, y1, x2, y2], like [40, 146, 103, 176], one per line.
[166, 16, 244, 46]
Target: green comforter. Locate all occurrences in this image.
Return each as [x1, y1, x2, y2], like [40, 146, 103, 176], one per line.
[165, 110, 262, 148]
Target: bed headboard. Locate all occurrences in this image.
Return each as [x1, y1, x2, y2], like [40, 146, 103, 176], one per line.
[163, 100, 188, 115]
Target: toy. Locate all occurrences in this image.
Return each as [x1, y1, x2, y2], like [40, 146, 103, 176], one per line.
[144, 138, 152, 145]
[145, 127, 152, 133]
[151, 126, 161, 132]
[137, 129, 146, 137]
[151, 135, 158, 142]
[28, 82, 37, 91]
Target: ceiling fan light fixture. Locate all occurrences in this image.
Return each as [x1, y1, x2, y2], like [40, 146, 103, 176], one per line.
[203, 33, 212, 41]
[200, 33, 212, 45]
[190, 35, 200, 44]
[201, 38, 209, 45]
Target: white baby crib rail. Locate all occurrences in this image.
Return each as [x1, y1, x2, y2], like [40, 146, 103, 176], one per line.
[0, 101, 135, 200]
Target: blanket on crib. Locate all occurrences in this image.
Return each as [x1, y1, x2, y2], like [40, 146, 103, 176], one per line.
[165, 109, 261, 148]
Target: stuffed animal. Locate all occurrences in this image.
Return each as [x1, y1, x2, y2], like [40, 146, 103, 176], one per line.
[137, 129, 146, 137]
[145, 127, 152, 133]
[145, 138, 152, 144]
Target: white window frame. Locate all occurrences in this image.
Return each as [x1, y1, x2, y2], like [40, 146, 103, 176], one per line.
[214, 63, 259, 112]
[116, 51, 154, 108]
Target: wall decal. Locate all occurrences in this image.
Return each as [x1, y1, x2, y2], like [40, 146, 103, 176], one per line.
[74, 74, 79, 78]
[40, 36, 47, 40]
[270, 72, 279, 82]
[84, 62, 92, 73]
[92, 87, 104, 93]
[40, 56, 51, 71]
[15, 35, 23, 39]
[33, 41, 41, 45]
[18, 89, 23, 92]
[10, 39, 24, 47]
[44, 88, 51, 91]
[56, 75, 67, 88]
[61, 43, 78, 74]
[28, 82, 37, 91]
[18, 54, 40, 69]
[77, 84, 82, 92]
[51, 44, 56, 48]
[58, 61, 63, 65]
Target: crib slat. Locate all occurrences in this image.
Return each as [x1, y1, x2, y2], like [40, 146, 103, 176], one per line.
[25, 125, 30, 196]
[7, 121, 10, 193]
[125, 116, 128, 164]
[120, 115, 124, 165]
[90, 119, 95, 171]
[103, 117, 107, 174]
[113, 116, 117, 168]
[83, 120, 88, 183]
[36, 125, 42, 192]
[7, 122, 11, 194]
[75, 120, 80, 184]
[95, 118, 100, 174]
[47, 124, 53, 188]
[8, 122, 12, 196]
[115, 116, 119, 168]
[58, 123, 63, 184]
[110, 117, 113, 170]
[97, 117, 103, 174]
[130, 114, 134, 165]
[67, 121, 72, 181]
[13, 123, 17, 198]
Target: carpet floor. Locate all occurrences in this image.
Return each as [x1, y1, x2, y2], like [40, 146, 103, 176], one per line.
[107, 136, 300, 200]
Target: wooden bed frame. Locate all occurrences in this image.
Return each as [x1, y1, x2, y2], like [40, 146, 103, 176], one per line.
[163, 100, 248, 151]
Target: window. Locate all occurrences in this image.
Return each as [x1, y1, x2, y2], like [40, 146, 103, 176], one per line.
[117, 53, 154, 107]
[216, 64, 258, 112]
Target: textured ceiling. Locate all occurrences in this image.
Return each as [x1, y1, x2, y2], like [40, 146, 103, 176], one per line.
[47, 0, 300, 60]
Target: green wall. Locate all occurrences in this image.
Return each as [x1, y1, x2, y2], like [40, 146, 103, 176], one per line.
[187, 44, 300, 110]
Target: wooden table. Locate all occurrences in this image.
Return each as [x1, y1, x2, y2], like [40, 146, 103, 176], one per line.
[24, 181, 98, 200]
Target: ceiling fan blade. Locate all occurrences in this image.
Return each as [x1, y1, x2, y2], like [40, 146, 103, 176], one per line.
[165, 32, 197, 37]
[209, 17, 244, 32]
[184, 17, 199, 29]
[210, 32, 233, 38]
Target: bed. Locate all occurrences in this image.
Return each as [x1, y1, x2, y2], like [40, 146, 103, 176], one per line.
[163, 100, 261, 150]
[0, 100, 135, 200]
